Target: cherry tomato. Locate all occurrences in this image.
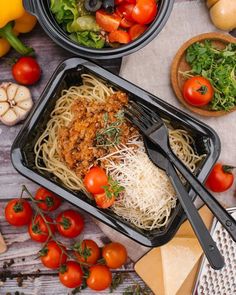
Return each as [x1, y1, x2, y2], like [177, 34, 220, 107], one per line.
[109, 30, 131, 44]
[84, 166, 108, 195]
[59, 261, 83, 288]
[5, 199, 32, 226]
[129, 24, 147, 40]
[96, 10, 121, 32]
[35, 187, 62, 212]
[102, 242, 127, 269]
[56, 209, 84, 238]
[120, 17, 135, 28]
[132, 0, 157, 25]
[86, 265, 112, 291]
[12, 57, 41, 85]
[28, 214, 56, 243]
[74, 239, 100, 265]
[40, 240, 67, 269]
[206, 163, 234, 193]
[183, 76, 214, 107]
[94, 192, 115, 208]
[116, 3, 135, 21]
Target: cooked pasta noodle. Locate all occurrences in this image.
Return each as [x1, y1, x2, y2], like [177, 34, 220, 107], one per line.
[34, 74, 204, 230]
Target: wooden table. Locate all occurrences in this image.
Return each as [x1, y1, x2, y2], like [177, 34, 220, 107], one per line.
[0, 1, 235, 294]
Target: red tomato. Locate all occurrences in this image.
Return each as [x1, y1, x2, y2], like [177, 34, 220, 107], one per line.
[102, 242, 127, 269]
[120, 17, 135, 28]
[183, 76, 214, 107]
[96, 10, 121, 32]
[74, 239, 100, 265]
[56, 209, 84, 238]
[129, 24, 147, 40]
[94, 192, 115, 208]
[86, 265, 112, 291]
[40, 241, 67, 269]
[132, 0, 157, 25]
[59, 261, 83, 288]
[28, 214, 56, 243]
[84, 166, 108, 195]
[115, 0, 136, 3]
[35, 187, 62, 212]
[12, 57, 41, 85]
[5, 199, 32, 226]
[116, 3, 135, 21]
[109, 30, 131, 44]
[206, 163, 234, 193]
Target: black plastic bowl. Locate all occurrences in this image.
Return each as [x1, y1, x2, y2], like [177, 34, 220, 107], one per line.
[11, 58, 221, 247]
[23, 0, 174, 59]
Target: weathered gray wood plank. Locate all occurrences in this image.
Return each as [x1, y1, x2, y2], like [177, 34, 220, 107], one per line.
[0, 271, 147, 295]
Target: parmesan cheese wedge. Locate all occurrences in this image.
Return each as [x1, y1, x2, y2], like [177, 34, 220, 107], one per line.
[161, 237, 202, 295]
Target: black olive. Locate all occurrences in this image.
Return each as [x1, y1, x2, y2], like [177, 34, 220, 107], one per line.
[84, 0, 102, 12]
[102, 0, 115, 13]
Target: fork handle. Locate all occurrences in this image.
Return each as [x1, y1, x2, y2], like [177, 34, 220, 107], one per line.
[166, 162, 224, 270]
[167, 151, 236, 242]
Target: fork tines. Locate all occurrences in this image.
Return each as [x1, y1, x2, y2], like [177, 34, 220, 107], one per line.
[124, 101, 163, 132]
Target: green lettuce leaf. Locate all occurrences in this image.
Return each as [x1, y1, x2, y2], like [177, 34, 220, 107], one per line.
[67, 15, 100, 33]
[50, 0, 78, 25]
[70, 31, 105, 48]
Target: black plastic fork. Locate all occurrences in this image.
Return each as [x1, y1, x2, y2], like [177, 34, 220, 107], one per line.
[144, 138, 224, 269]
[124, 101, 236, 243]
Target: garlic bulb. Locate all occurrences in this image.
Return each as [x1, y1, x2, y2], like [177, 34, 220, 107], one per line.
[0, 83, 33, 126]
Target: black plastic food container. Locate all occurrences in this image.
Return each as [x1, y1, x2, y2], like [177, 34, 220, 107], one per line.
[11, 58, 220, 247]
[23, 0, 174, 59]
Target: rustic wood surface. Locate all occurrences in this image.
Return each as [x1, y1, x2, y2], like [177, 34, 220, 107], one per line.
[0, 0, 235, 294]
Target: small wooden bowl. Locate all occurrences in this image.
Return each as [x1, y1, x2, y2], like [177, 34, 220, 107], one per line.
[171, 32, 236, 117]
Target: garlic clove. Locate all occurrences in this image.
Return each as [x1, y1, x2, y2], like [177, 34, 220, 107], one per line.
[7, 83, 18, 101]
[13, 106, 29, 120]
[17, 100, 33, 111]
[1, 109, 19, 126]
[0, 88, 8, 102]
[14, 86, 32, 103]
[0, 102, 10, 116]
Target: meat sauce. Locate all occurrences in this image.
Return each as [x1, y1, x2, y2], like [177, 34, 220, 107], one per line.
[58, 91, 138, 177]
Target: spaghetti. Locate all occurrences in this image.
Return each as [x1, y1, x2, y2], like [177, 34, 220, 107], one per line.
[34, 74, 204, 230]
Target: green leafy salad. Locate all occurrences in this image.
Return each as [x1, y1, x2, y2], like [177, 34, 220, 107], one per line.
[185, 40, 236, 111]
[50, 0, 105, 49]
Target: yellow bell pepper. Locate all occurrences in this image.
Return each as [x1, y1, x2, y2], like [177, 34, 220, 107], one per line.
[0, 38, 11, 57]
[0, 2, 37, 57]
[0, 0, 25, 28]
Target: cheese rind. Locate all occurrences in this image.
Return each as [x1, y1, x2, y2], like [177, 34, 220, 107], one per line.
[161, 237, 202, 295]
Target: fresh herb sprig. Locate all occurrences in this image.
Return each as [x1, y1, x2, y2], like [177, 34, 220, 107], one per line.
[96, 110, 124, 147]
[103, 176, 125, 199]
[183, 40, 236, 111]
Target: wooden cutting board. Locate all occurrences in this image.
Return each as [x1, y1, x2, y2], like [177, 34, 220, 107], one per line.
[0, 232, 7, 254]
[134, 206, 214, 295]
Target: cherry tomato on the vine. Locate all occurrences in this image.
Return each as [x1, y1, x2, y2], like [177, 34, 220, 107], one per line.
[102, 242, 127, 269]
[84, 166, 108, 195]
[86, 265, 112, 291]
[28, 214, 56, 243]
[34, 187, 62, 212]
[59, 261, 83, 288]
[12, 57, 41, 85]
[56, 209, 84, 238]
[206, 163, 234, 192]
[183, 76, 214, 107]
[74, 239, 100, 265]
[40, 240, 67, 269]
[5, 199, 32, 226]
